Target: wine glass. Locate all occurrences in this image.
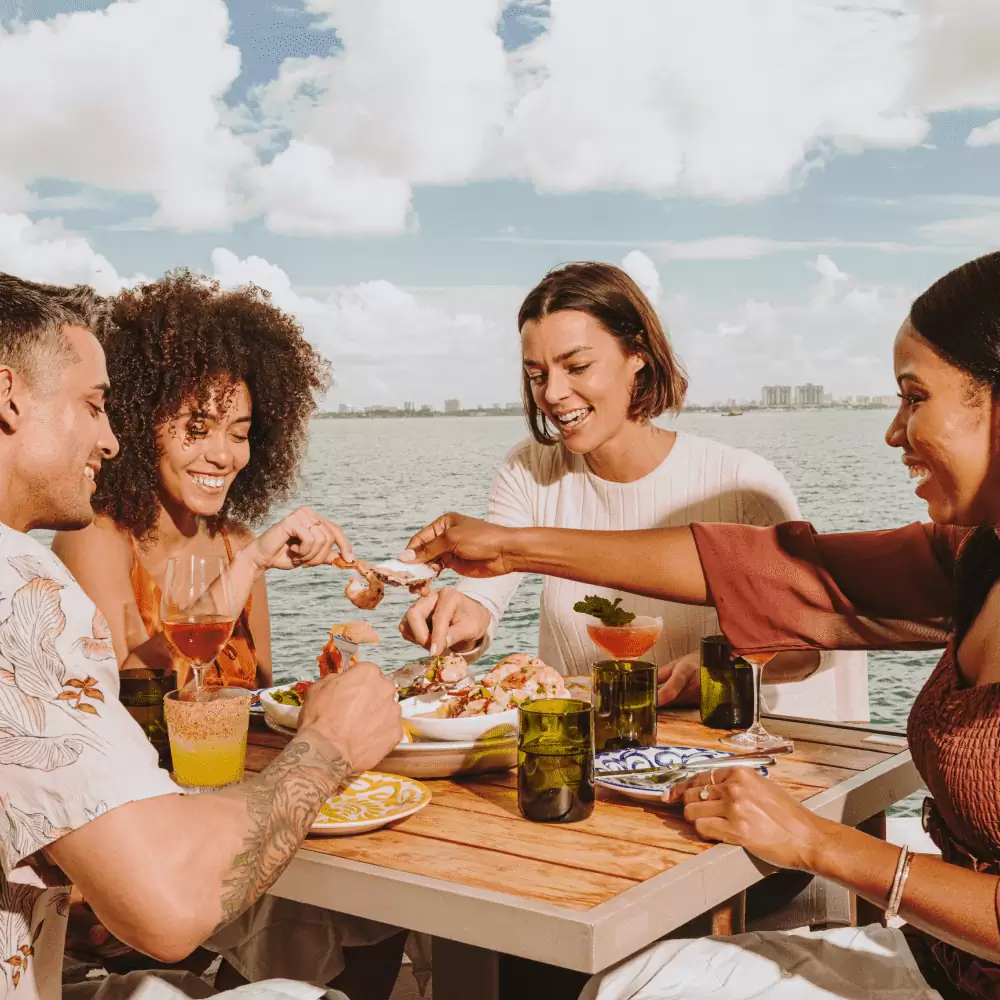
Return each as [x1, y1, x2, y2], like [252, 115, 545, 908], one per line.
[720, 652, 794, 752]
[161, 555, 236, 700]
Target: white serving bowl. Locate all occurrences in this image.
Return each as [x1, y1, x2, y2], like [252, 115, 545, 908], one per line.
[259, 686, 302, 730]
[400, 692, 518, 743]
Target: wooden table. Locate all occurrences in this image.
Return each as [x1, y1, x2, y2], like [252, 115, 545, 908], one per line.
[246, 711, 921, 999]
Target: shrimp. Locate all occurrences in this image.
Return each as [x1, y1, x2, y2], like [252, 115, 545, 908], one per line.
[343, 561, 385, 610]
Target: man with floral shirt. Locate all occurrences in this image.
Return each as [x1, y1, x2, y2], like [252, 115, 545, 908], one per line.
[0, 274, 403, 1000]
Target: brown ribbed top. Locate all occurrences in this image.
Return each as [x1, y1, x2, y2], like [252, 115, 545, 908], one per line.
[691, 520, 1000, 998]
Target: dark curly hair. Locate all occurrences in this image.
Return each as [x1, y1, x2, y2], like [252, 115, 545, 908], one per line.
[94, 270, 331, 538]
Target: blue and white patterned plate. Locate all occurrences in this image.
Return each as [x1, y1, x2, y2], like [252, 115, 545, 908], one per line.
[595, 744, 768, 802]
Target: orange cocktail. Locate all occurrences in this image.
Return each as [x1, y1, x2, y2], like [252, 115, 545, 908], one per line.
[586, 616, 662, 659]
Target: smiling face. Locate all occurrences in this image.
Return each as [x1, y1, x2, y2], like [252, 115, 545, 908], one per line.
[3, 325, 119, 531]
[155, 381, 252, 519]
[885, 318, 1000, 525]
[521, 310, 645, 456]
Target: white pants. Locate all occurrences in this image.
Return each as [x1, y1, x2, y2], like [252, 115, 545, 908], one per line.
[64, 970, 348, 1000]
[580, 925, 944, 1000]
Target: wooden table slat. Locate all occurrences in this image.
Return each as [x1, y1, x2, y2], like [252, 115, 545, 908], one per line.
[304, 827, 638, 911]
[403, 802, 689, 880]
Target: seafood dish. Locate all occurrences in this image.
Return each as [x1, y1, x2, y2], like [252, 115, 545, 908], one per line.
[316, 621, 381, 676]
[428, 654, 569, 718]
[393, 653, 470, 699]
[333, 555, 437, 610]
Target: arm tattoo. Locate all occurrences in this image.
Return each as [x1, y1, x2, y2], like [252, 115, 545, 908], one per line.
[214, 734, 351, 930]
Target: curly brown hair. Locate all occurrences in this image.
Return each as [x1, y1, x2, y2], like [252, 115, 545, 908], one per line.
[94, 269, 331, 538]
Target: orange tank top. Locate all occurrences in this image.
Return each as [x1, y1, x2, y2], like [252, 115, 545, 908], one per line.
[129, 527, 258, 690]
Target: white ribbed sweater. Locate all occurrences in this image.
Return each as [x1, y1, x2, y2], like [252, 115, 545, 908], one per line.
[457, 431, 869, 722]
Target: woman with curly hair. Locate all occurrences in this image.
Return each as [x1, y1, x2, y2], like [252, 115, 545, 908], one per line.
[54, 269, 352, 689]
[53, 270, 406, 1000]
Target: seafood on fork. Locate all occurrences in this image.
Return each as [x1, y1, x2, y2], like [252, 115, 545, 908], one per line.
[316, 621, 381, 676]
[394, 652, 471, 699]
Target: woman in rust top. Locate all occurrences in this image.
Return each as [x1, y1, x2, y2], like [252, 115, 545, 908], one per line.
[405, 251, 1000, 1000]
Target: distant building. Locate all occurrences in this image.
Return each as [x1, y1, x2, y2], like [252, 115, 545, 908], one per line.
[823, 392, 834, 405]
[337, 404, 352, 413]
[403, 401, 415, 412]
[444, 398, 461, 413]
[761, 385, 792, 407]
[794, 383, 824, 406]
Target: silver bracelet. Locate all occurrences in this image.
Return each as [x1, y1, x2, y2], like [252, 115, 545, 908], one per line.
[884, 847, 913, 921]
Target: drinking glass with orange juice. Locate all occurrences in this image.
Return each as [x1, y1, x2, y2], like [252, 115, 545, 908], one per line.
[161, 554, 236, 697]
[576, 597, 662, 752]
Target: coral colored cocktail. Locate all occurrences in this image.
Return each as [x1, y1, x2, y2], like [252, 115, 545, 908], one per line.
[586, 616, 663, 659]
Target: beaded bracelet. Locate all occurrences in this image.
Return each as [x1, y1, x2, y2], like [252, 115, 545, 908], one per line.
[884, 846, 914, 922]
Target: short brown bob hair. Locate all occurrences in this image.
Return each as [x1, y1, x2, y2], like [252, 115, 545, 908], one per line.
[517, 261, 688, 445]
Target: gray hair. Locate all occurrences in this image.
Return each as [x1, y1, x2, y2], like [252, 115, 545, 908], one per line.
[0, 273, 108, 390]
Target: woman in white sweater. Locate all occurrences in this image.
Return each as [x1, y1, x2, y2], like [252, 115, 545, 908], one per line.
[400, 262, 867, 721]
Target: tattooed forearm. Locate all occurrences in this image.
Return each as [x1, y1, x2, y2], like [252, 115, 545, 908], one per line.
[214, 730, 351, 930]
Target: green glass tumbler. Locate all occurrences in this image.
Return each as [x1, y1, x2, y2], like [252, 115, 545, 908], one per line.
[591, 659, 657, 752]
[518, 698, 595, 823]
[119, 667, 176, 770]
[699, 635, 754, 730]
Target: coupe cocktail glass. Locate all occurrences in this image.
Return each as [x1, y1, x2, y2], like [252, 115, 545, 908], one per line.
[720, 652, 794, 752]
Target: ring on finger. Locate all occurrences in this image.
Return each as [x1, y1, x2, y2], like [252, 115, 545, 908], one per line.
[699, 785, 711, 801]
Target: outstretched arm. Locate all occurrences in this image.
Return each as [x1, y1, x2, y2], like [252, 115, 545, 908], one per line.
[403, 514, 962, 652]
[46, 664, 400, 963]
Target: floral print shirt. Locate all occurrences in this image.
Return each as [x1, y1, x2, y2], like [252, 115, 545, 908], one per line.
[0, 525, 179, 1000]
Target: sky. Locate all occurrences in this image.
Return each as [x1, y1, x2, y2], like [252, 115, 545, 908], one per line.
[1, 0, 999, 408]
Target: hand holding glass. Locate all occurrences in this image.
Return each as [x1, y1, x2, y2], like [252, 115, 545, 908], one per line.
[161, 554, 236, 697]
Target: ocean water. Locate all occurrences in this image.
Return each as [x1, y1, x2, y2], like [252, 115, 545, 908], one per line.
[268, 408, 939, 736]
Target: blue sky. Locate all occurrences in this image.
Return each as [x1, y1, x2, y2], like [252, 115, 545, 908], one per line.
[2, 0, 999, 406]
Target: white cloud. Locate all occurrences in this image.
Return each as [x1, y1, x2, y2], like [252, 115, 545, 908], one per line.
[669, 255, 912, 403]
[252, 141, 413, 236]
[271, 0, 509, 185]
[210, 248, 523, 408]
[0, 0, 250, 229]
[0, 213, 138, 293]
[967, 117, 1000, 147]
[920, 213, 1000, 244]
[5, 0, 1000, 236]
[620, 250, 661, 304]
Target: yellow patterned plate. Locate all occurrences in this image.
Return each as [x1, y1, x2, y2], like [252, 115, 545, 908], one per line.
[309, 771, 432, 837]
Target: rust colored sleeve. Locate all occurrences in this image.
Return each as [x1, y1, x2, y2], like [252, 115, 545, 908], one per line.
[689, 520, 967, 655]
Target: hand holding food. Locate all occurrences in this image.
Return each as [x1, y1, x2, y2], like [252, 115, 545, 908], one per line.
[664, 765, 830, 872]
[399, 587, 492, 656]
[401, 513, 518, 578]
[250, 506, 354, 572]
[298, 661, 402, 773]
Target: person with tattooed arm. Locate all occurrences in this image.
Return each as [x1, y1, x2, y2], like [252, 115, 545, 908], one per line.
[0, 272, 402, 1000]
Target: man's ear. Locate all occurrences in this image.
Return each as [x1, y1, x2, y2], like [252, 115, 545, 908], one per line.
[0, 367, 24, 434]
